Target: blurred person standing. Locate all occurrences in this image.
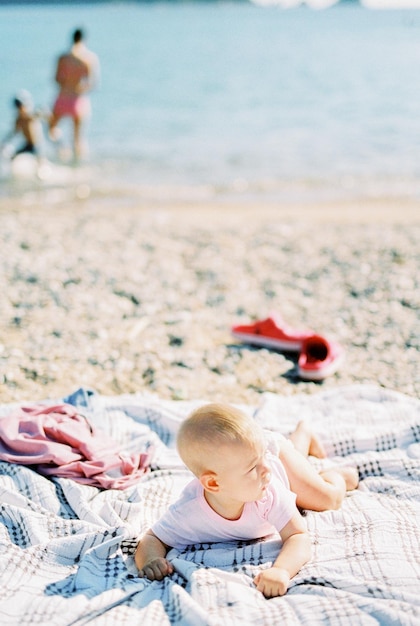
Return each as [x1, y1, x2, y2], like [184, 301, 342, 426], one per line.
[49, 28, 100, 162]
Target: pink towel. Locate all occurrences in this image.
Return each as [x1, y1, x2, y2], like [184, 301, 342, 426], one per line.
[0, 403, 150, 489]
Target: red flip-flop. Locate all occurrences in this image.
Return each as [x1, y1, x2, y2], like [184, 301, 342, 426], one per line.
[231, 314, 313, 352]
[298, 335, 344, 381]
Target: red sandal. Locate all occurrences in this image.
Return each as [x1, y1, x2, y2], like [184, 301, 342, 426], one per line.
[298, 334, 344, 381]
[231, 314, 313, 352]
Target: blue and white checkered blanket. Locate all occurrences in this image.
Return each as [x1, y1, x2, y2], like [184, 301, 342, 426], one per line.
[0, 385, 419, 625]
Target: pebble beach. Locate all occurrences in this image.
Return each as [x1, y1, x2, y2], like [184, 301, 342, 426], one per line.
[0, 195, 419, 406]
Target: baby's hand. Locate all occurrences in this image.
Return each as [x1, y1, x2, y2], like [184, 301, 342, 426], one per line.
[138, 557, 173, 581]
[254, 567, 290, 598]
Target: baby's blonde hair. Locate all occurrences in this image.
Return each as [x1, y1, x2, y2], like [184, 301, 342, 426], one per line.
[177, 403, 262, 476]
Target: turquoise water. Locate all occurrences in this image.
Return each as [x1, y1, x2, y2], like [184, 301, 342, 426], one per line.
[1, 2, 420, 204]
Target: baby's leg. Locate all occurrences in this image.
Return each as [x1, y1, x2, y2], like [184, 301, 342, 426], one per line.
[288, 420, 326, 459]
[278, 440, 359, 512]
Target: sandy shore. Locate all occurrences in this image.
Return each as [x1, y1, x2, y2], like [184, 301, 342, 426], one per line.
[0, 196, 419, 405]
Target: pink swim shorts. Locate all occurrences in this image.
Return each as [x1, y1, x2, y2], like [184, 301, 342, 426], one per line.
[52, 94, 91, 120]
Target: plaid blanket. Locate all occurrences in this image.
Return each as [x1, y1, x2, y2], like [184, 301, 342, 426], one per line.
[0, 385, 419, 625]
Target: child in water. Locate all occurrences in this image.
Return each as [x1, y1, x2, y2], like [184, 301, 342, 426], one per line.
[135, 403, 358, 598]
[1, 90, 44, 161]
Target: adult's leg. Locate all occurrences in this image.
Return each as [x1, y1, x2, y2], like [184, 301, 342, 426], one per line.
[73, 115, 88, 161]
[48, 111, 62, 142]
[73, 116, 82, 160]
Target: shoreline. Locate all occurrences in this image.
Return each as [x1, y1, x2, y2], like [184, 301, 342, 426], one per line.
[2, 193, 420, 222]
[1, 197, 419, 405]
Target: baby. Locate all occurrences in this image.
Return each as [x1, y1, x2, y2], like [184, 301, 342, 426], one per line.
[135, 403, 358, 598]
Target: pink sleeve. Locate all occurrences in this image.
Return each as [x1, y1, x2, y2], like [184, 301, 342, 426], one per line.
[263, 455, 298, 531]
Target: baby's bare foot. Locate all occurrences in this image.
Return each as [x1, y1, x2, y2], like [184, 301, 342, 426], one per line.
[308, 433, 327, 459]
[338, 466, 359, 491]
[291, 420, 327, 459]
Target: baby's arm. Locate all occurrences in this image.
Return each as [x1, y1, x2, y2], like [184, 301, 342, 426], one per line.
[254, 512, 311, 598]
[135, 529, 174, 581]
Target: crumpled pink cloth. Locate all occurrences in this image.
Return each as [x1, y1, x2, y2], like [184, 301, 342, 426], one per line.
[0, 403, 150, 489]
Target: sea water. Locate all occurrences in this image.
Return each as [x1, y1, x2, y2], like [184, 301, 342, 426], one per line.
[1, 1, 420, 205]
